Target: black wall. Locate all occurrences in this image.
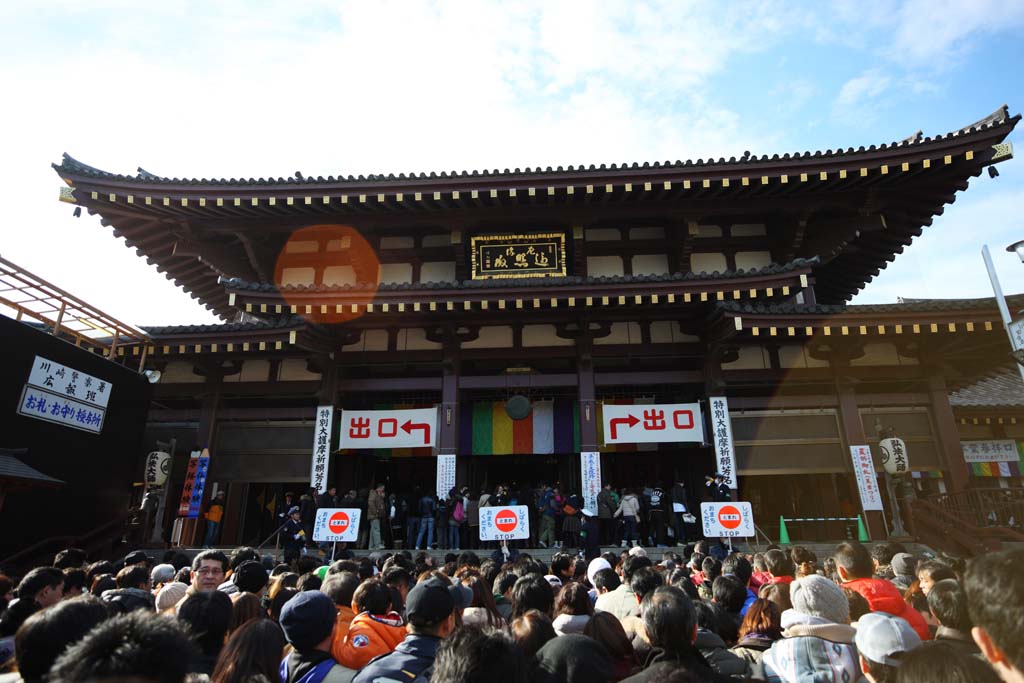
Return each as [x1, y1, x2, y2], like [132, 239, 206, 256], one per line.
[0, 316, 151, 557]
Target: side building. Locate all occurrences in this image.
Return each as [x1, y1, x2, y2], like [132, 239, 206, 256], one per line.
[53, 106, 1021, 546]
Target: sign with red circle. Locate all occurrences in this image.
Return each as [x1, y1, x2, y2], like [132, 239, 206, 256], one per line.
[313, 508, 361, 542]
[328, 511, 350, 535]
[700, 502, 754, 538]
[717, 505, 742, 530]
[479, 505, 529, 541]
[495, 509, 518, 533]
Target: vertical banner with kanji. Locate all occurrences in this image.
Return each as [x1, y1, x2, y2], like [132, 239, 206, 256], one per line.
[177, 448, 211, 518]
[581, 451, 601, 512]
[177, 450, 200, 517]
[708, 397, 738, 490]
[436, 454, 457, 499]
[850, 445, 884, 511]
[310, 406, 333, 494]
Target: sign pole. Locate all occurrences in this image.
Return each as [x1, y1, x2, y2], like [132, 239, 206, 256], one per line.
[983, 245, 1024, 383]
[332, 541, 337, 562]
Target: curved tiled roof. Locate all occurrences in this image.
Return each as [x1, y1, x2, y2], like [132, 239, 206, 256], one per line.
[142, 315, 305, 337]
[53, 107, 1016, 187]
[225, 258, 817, 294]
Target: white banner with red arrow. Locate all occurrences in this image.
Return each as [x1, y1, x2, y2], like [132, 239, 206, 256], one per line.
[338, 407, 438, 449]
[601, 402, 704, 444]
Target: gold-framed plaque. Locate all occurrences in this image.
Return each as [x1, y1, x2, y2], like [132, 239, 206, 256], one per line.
[470, 232, 567, 280]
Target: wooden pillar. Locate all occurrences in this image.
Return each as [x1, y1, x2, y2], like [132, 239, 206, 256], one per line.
[577, 336, 598, 494]
[316, 356, 340, 491]
[926, 369, 971, 492]
[440, 345, 464, 485]
[833, 362, 884, 539]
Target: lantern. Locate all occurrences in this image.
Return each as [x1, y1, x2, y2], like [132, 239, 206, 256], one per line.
[879, 437, 909, 475]
[144, 450, 171, 488]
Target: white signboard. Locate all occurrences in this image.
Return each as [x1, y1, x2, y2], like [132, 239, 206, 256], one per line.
[601, 402, 704, 444]
[313, 508, 362, 542]
[700, 502, 755, 538]
[961, 440, 1020, 463]
[310, 406, 333, 494]
[1009, 319, 1024, 351]
[708, 397, 738, 489]
[850, 445, 884, 511]
[338, 407, 438, 449]
[479, 505, 530, 541]
[17, 356, 113, 434]
[436, 454, 457, 500]
[580, 451, 601, 512]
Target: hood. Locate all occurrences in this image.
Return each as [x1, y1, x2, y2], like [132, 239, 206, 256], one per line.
[535, 634, 613, 683]
[394, 633, 441, 658]
[763, 635, 862, 683]
[101, 587, 155, 613]
[845, 578, 906, 614]
[552, 613, 591, 635]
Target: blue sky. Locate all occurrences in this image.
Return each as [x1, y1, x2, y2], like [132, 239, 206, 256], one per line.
[2, 0, 1023, 324]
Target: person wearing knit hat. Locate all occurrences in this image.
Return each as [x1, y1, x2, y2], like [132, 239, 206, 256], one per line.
[280, 591, 355, 683]
[890, 553, 917, 593]
[150, 563, 176, 588]
[155, 582, 188, 613]
[790, 574, 850, 625]
[755, 575, 861, 683]
[231, 560, 269, 596]
[587, 557, 611, 589]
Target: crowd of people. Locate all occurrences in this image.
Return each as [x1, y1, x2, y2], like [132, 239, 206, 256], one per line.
[260, 476, 731, 557]
[0, 537, 1020, 683]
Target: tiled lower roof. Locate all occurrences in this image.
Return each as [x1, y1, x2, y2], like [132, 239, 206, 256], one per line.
[142, 316, 305, 337]
[950, 370, 1024, 409]
[0, 450, 65, 485]
[718, 293, 1024, 316]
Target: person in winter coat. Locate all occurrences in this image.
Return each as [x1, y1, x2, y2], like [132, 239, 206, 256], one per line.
[552, 582, 593, 636]
[415, 493, 436, 550]
[299, 489, 317, 541]
[693, 601, 749, 677]
[447, 487, 464, 551]
[282, 507, 306, 564]
[614, 490, 642, 548]
[731, 598, 783, 672]
[280, 591, 356, 683]
[597, 483, 616, 545]
[318, 486, 340, 510]
[755, 575, 862, 683]
[538, 484, 558, 549]
[833, 541, 930, 641]
[581, 509, 602, 562]
[620, 586, 734, 683]
[333, 579, 405, 670]
[669, 480, 689, 546]
[202, 490, 226, 547]
[367, 483, 386, 550]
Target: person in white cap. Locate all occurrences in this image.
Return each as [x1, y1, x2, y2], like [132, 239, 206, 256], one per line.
[854, 611, 922, 682]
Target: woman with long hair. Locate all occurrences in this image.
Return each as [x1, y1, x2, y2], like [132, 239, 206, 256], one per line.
[583, 611, 637, 681]
[731, 599, 782, 670]
[230, 592, 263, 632]
[551, 582, 593, 635]
[211, 618, 286, 683]
[461, 574, 505, 629]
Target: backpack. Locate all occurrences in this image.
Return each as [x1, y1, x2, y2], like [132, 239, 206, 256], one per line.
[280, 655, 335, 683]
[452, 500, 465, 523]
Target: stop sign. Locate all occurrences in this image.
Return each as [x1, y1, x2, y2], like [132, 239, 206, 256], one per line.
[494, 509, 518, 533]
[717, 505, 742, 530]
[328, 511, 350, 535]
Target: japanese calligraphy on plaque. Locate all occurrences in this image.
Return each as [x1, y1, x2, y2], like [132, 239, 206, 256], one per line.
[470, 232, 567, 280]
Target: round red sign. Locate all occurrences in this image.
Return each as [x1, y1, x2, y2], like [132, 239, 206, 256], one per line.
[328, 511, 351, 535]
[717, 505, 742, 530]
[494, 509, 518, 533]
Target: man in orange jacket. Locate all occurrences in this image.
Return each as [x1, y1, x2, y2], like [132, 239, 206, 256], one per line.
[323, 571, 360, 642]
[332, 578, 405, 669]
[833, 541, 931, 641]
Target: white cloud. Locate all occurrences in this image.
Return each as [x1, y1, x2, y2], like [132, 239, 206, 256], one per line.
[835, 69, 892, 109]
[889, 0, 1024, 66]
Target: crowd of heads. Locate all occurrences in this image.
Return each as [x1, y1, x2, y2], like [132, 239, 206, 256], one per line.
[0, 540, 1019, 683]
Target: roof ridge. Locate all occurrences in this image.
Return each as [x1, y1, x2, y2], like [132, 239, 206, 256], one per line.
[52, 108, 1017, 187]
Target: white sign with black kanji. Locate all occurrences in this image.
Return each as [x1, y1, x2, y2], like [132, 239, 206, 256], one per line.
[310, 406, 333, 494]
[17, 356, 112, 434]
[708, 397, 738, 489]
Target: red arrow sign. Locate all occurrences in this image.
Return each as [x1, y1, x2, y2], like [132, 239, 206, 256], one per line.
[609, 414, 640, 440]
[401, 420, 432, 445]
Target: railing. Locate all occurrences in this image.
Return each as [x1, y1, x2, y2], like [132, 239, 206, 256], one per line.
[922, 488, 1024, 533]
[0, 507, 142, 574]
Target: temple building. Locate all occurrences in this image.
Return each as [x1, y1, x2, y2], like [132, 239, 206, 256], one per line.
[52, 105, 1022, 549]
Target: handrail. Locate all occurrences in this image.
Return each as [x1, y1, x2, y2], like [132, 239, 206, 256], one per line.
[0, 507, 141, 571]
[907, 498, 1002, 557]
[922, 488, 1024, 530]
